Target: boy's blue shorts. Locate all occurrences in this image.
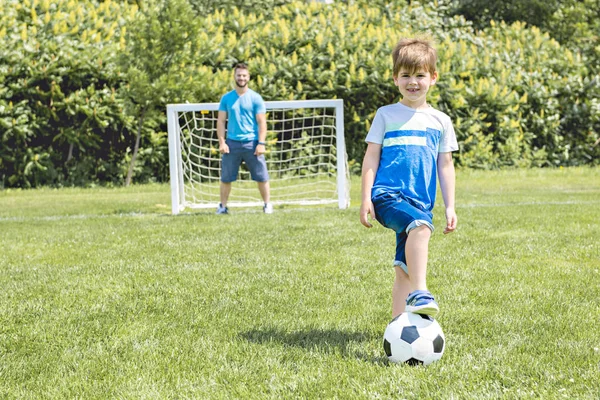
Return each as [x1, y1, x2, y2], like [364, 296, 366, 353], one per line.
[221, 139, 269, 183]
[372, 191, 434, 274]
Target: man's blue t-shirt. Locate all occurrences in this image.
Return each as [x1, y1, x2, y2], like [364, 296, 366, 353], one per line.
[365, 103, 459, 213]
[218, 89, 266, 142]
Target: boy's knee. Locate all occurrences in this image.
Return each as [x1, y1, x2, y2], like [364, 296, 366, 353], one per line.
[394, 265, 409, 281]
[408, 224, 432, 238]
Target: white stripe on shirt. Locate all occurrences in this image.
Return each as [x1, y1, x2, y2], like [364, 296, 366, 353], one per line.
[383, 136, 427, 147]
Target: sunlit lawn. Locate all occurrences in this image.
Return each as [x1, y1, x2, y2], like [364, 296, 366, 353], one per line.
[0, 168, 599, 399]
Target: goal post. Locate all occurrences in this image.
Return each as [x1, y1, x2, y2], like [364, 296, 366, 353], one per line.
[167, 99, 349, 215]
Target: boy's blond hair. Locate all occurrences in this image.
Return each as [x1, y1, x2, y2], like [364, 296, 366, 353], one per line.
[392, 37, 437, 77]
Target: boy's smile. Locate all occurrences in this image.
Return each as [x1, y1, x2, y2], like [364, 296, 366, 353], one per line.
[393, 68, 437, 109]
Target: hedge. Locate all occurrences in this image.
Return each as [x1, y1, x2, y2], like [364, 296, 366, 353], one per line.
[1, 0, 598, 188]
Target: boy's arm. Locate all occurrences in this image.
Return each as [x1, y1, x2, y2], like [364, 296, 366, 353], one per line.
[437, 152, 457, 234]
[360, 143, 381, 228]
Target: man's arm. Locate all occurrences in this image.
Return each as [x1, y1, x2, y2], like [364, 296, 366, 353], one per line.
[437, 152, 457, 234]
[217, 111, 229, 154]
[360, 143, 381, 228]
[255, 113, 267, 156]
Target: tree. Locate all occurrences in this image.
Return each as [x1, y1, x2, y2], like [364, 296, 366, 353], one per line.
[120, 0, 201, 186]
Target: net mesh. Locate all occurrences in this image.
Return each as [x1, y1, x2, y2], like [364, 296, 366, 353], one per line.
[173, 103, 348, 209]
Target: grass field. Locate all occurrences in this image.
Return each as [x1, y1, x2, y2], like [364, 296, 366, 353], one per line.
[1, 168, 599, 399]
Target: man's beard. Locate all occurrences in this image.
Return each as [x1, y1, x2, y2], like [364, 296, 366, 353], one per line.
[235, 80, 248, 88]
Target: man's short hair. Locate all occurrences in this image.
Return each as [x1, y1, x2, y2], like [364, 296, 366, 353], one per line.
[234, 62, 249, 72]
[392, 38, 437, 77]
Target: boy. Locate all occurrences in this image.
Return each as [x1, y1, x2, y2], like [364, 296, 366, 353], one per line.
[360, 38, 458, 318]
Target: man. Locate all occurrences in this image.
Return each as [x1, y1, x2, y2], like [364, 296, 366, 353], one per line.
[216, 63, 273, 214]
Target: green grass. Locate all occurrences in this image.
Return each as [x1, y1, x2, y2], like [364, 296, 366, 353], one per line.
[1, 168, 599, 399]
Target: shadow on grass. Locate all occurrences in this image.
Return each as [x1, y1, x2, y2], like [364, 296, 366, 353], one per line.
[241, 327, 388, 365]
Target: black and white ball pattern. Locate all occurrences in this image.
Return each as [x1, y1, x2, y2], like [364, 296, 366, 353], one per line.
[383, 312, 445, 365]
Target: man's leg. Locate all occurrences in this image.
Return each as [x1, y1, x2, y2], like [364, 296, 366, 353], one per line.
[257, 181, 270, 204]
[219, 140, 240, 211]
[244, 144, 270, 211]
[220, 181, 232, 207]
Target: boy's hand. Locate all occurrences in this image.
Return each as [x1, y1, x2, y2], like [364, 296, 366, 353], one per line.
[443, 207, 457, 234]
[360, 202, 376, 228]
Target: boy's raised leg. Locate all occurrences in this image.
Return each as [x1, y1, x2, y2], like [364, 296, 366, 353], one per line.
[404, 225, 439, 316]
[405, 225, 430, 290]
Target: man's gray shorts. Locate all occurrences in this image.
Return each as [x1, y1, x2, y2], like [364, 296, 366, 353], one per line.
[221, 138, 269, 183]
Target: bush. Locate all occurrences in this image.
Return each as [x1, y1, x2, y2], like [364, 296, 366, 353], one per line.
[0, 0, 136, 187]
[1, 0, 598, 188]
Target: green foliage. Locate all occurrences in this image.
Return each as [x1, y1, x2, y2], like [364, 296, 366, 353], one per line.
[1, 0, 599, 188]
[445, 0, 600, 73]
[436, 20, 600, 167]
[447, 0, 559, 31]
[187, 0, 296, 15]
[0, 0, 137, 187]
[120, 0, 201, 106]
[173, 0, 598, 168]
[119, 0, 204, 185]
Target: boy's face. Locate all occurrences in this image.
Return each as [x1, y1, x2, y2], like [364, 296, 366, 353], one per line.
[234, 68, 250, 89]
[393, 68, 437, 109]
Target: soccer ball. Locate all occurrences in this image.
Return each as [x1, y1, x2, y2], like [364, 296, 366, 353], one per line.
[383, 312, 445, 365]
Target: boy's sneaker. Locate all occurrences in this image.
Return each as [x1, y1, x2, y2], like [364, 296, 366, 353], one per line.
[405, 290, 439, 317]
[216, 203, 228, 215]
[263, 202, 273, 214]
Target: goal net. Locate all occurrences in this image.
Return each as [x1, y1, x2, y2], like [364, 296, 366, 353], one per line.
[167, 99, 349, 214]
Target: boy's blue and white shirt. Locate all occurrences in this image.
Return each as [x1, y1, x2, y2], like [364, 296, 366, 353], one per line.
[366, 102, 458, 213]
[218, 89, 266, 142]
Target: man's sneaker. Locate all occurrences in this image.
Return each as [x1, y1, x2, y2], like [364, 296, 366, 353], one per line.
[263, 202, 273, 214]
[216, 203, 228, 215]
[405, 290, 439, 317]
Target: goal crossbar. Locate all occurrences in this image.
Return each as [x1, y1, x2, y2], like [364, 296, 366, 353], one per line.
[167, 99, 349, 214]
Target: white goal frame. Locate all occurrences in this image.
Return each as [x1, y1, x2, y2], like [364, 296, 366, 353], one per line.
[167, 99, 349, 214]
